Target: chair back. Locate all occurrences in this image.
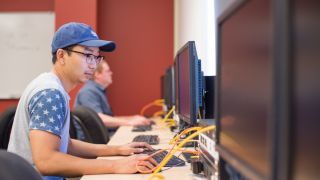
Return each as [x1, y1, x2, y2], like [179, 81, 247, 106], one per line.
[0, 106, 16, 149]
[72, 106, 109, 144]
[0, 150, 42, 180]
[70, 113, 93, 142]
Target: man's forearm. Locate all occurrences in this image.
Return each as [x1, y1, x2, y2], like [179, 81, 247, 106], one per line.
[98, 113, 131, 127]
[68, 139, 122, 158]
[36, 150, 119, 177]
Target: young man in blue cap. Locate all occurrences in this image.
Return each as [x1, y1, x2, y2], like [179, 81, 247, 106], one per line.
[8, 22, 156, 180]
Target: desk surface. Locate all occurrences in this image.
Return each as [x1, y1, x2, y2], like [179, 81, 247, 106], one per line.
[81, 124, 204, 180]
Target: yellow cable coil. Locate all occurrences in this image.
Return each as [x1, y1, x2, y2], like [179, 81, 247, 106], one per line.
[148, 125, 216, 180]
[140, 99, 164, 116]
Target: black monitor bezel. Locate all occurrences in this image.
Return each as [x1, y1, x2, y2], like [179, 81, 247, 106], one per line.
[175, 41, 200, 125]
[216, 0, 272, 179]
[216, 0, 294, 179]
[163, 66, 175, 110]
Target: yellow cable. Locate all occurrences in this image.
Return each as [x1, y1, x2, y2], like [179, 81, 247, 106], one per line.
[161, 106, 175, 122]
[154, 99, 165, 104]
[148, 125, 216, 180]
[166, 122, 176, 128]
[162, 118, 175, 124]
[163, 120, 175, 123]
[153, 110, 164, 117]
[198, 110, 202, 119]
[169, 126, 202, 144]
[140, 99, 164, 116]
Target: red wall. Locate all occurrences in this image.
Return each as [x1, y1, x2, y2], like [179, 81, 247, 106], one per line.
[0, 0, 173, 115]
[0, 100, 19, 113]
[54, 0, 98, 108]
[98, 0, 174, 115]
[0, 0, 53, 11]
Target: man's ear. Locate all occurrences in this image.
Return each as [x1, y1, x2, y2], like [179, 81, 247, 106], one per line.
[93, 71, 99, 79]
[56, 49, 66, 65]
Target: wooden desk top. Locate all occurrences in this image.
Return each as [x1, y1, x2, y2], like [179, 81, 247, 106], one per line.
[81, 124, 205, 180]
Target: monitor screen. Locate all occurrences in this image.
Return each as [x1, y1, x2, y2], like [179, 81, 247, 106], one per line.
[217, 0, 272, 178]
[291, 0, 320, 179]
[178, 48, 191, 119]
[160, 75, 165, 101]
[163, 66, 175, 110]
[175, 41, 201, 125]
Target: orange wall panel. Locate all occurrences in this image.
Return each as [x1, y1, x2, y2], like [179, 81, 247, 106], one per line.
[0, 0, 53, 11]
[54, 0, 97, 29]
[0, 100, 19, 113]
[54, 0, 97, 108]
[98, 0, 174, 115]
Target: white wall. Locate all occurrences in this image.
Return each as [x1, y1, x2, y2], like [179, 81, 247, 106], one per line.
[174, 0, 215, 76]
[0, 12, 54, 98]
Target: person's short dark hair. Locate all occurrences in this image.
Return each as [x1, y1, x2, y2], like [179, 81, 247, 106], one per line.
[51, 44, 76, 64]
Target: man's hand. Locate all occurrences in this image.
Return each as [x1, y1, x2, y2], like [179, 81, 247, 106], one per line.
[128, 115, 154, 126]
[117, 142, 154, 155]
[112, 155, 158, 174]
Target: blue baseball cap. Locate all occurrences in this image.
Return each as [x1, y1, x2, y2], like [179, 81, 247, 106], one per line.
[51, 22, 116, 53]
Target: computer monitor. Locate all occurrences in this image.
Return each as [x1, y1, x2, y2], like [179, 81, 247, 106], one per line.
[216, 0, 272, 179]
[163, 66, 175, 110]
[175, 41, 202, 126]
[160, 75, 165, 102]
[216, 1, 320, 179]
[291, 0, 320, 179]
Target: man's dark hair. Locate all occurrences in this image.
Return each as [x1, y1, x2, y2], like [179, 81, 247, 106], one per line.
[51, 44, 77, 64]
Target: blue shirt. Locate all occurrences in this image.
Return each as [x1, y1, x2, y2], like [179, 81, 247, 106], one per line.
[28, 89, 67, 137]
[74, 80, 113, 116]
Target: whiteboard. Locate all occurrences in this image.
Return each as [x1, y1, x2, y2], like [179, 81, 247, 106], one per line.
[0, 12, 55, 98]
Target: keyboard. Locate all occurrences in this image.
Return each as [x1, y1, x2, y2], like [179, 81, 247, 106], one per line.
[142, 149, 186, 167]
[132, 125, 152, 132]
[181, 152, 193, 163]
[132, 135, 160, 145]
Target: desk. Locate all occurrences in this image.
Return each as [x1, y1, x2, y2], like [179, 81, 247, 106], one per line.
[81, 124, 204, 180]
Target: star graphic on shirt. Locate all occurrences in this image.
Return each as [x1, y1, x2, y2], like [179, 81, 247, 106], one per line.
[37, 102, 44, 108]
[43, 109, 49, 115]
[41, 91, 47, 96]
[55, 94, 60, 99]
[49, 117, 55, 123]
[33, 96, 39, 102]
[28, 89, 68, 135]
[52, 105, 58, 111]
[40, 122, 46, 127]
[35, 114, 40, 120]
[46, 97, 52, 103]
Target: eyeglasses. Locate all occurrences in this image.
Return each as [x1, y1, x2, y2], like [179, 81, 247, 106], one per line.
[64, 49, 104, 64]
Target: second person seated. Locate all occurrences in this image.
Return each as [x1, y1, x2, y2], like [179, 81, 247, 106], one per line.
[74, 60, 153, 131]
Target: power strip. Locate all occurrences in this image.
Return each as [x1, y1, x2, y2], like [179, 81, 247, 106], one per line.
[199, 133, 219, 160]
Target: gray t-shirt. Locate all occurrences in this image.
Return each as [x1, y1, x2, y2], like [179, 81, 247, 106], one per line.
[8, 72, 70, 180]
